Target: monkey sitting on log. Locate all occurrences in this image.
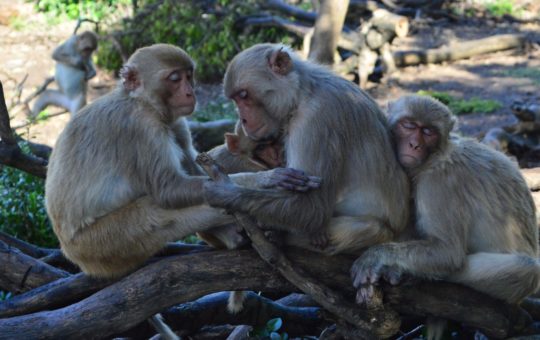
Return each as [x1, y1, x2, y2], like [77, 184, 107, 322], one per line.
[32, 31, 98, 117]
[351, 95, 540, 311]
[45, 44, 319, 279]
[204, 43, 410, 254]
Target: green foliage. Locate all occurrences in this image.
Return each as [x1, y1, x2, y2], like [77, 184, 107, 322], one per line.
[250, 318, 289, 339]
[0, 291, 12, 301]
[417, 90, 502, 115]
[96, 0, 295, 82]
[35, 0, 131, 21]
[499, 67, 540, 85]
[192, 100, 237, 122]
[485, 0, 515, 17]
[0, 143, 55, 248]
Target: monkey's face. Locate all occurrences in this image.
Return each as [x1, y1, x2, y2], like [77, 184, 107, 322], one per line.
[393, 118, 439, 169]
[230, 89, 280, 141]
[164, 68, 196, 118]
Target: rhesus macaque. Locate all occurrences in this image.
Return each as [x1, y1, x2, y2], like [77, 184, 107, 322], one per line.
[32, 31, 98, 117]
[204, 43, 410, 253]
[46, 44, 317, 278]
[197, 121, 284, 250]
[208, 120, 283, 174]
[351, 95, 540, 308]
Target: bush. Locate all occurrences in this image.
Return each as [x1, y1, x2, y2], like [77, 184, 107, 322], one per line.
[417, 90, 502, 115]
[96, 0, 295, 82]
[0, 144, 55, 248]
[35, 0, 131, 21]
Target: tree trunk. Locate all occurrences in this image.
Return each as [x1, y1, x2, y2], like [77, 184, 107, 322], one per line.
[308, 0, 350, 64]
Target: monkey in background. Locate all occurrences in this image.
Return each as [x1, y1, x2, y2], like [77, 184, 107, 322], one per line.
[351, 95, 540, 336]
[46, 44, 318, 279]
[32, 31, 98, 117]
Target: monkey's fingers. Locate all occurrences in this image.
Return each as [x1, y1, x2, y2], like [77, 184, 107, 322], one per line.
[307, 176, 322, 188]
[355, 284, 375, 305]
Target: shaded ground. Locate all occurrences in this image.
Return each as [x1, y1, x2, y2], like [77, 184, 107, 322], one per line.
[0, 0, 539, 147]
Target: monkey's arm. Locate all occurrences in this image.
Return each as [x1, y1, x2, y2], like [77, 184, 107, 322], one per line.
[84, 60, 97, 80]
[351, 177, 468, 288]
[205, 115, 341, 234]
[52, 38, 84, 69]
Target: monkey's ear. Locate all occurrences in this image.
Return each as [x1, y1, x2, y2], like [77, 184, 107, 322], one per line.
[225, 133, 241, 155]
[119, 65, 141, 91]
[268, 48, 293, 76]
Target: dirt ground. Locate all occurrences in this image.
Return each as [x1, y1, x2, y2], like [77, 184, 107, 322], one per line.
[0, 0, 539, 148]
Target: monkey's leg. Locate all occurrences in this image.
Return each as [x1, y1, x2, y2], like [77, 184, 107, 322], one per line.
[448, 252, 540, 303]
[68, 93, 87, 115]
[31, 89, 71, 118]
[285, 215, 393, 255]
[61, 196, 233, 278]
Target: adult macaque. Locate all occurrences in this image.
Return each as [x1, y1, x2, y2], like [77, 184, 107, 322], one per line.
[204, 43, 410, 253]
[46, 44, 317, 278]
[32, 31, 98, 117]
[351, 95, 540, 308]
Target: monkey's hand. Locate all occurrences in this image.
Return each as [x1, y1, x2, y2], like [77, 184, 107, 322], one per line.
[310, 230, 329, 249]
[85, 67, 97, 80]
[351, 252, 402, 306]
[262, 168, 321, 192]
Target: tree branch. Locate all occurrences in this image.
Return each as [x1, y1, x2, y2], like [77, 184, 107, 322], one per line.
[0, 80, 48, 178]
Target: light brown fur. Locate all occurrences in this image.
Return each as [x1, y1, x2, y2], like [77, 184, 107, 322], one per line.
[205, 43, 410, 254]
[46, 44, 294, 278]
[352, 95, 540, 305]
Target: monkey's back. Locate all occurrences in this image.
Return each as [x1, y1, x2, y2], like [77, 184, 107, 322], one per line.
[45, 89, 148, 240]
[415, 137, 537, 256]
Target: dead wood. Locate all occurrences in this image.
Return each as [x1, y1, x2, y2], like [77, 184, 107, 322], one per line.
[512, 102, 540, 122]
[0, 249, 535, 339]
[0, 242, 213, 319]
[0, 273, 112, 318]
[521, 168, 540, 191]
[0, 80, 48, 178]
[197, 153, 398, 339]
[118, 291, 325, 339]
[0, 240, 69, 294]
[393, 33, 526, 67]
[0, 231, 54, 258]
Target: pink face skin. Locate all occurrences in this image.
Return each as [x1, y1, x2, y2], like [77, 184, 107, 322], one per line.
[393, 118, 439, 169]
[166, 69, 196, 116]
[230, 89, 278, 141]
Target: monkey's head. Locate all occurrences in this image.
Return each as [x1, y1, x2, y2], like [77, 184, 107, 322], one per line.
[224, 44, 301, 141]
[120, 44, 196, 122]
[76, 31, 98, 58]
[388, 95, 456, 169]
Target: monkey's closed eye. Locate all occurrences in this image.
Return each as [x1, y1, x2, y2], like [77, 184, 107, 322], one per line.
[238, 90, 248, 99]
[400, 120, 417, 129]
[168, 71, 181, 82]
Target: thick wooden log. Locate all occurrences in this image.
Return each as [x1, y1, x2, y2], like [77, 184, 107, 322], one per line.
[0, 243, 214, 318]
[119, 291, 325, 339]
[0, 232, 54, 258]
[393, 34, 526, 67]
[370, 8, 409, 38]
[0, 249, 534, 339]
[0, 240, 69, 294]
[0, 273, 112, 318]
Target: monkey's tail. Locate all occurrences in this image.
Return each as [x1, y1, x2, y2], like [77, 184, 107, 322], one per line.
[147, 313, 179, 340]
[227, 291, 247, 314]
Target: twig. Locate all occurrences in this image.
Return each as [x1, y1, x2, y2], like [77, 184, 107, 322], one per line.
[196, 153, 400, 338]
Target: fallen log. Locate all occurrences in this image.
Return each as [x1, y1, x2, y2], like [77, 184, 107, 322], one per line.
[0, 240, 69, 294]
[393, 34, 526, 67]
[118, 291, 325, 339]
[0, 249, 534, 339]
[521, 168, 540, 191]
[0, 242, 214, 318]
